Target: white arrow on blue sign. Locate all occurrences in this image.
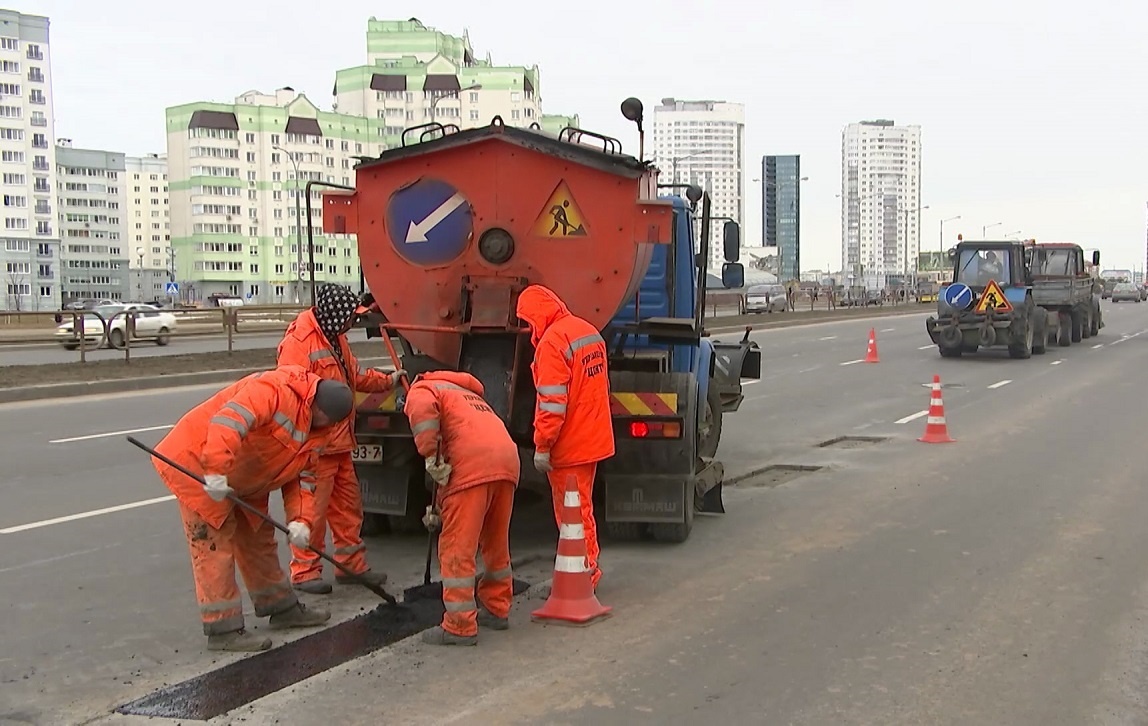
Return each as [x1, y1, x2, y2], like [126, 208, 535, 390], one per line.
[165, 282, 179, 295]
[942, 282, 973, 310]
[386, 178, 473, 266]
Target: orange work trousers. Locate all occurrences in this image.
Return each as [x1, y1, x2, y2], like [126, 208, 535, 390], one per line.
[290, 452, 369, 584]
[547, 462, 600, 589]
[178, 500, 297, 636]
[438, 480, 516, 638]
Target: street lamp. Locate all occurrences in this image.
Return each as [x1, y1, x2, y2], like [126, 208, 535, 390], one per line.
[430, 84, 483, 121]
[671, 150, 715, 187]
[1004, 230, 1024, 240]
[273, 144, 304, 305]
[899, 204, 929, 277]
[939, 215, 961, 254]
[136, 246, 144, 300]
[983, 221, 1003, 238]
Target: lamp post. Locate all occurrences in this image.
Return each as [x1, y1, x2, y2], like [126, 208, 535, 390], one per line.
[939, 215, 961, 255]
[135, 247, 144, 300]
[1004, 230, 1024, 240]
[273, 144, 303, 305]
[982, 221, 1003, 238]
[430, 83, 483, 122]
[899, 204, 929, 278]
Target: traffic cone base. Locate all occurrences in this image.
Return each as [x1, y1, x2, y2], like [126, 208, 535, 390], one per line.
[531, 479, 612, 627]
[919, 374, 955, 443]
[864, 327, 880, 363]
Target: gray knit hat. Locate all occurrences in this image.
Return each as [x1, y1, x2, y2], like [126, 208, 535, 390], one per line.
[314, 379, 354, 421]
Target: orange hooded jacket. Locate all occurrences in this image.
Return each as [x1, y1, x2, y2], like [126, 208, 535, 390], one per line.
[402, 371, 520, 499]
[153, 366, 326, 530]
[515, 285, 615, 468]
[276, 308, 395, 455]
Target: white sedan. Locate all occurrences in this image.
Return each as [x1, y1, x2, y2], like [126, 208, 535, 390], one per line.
[55, 303, 178, 350]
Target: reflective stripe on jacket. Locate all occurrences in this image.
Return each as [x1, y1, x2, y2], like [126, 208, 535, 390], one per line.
[516, 285, 615, 468]
[153, 365, 325, 530]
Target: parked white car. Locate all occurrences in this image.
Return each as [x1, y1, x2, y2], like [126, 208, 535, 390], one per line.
[55, 303, 178, 350]
[745, 284, 788, 314]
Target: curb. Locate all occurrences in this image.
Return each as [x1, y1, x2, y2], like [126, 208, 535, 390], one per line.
[708, 305, 927, 333]
[0, 367, 260, 404]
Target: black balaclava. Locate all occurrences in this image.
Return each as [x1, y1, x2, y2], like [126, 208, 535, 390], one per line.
[313, 283, 360, 377]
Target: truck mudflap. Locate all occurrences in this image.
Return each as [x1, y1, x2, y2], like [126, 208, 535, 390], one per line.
[709, 329, 761, 413]
[600, 370, 722, 541]
[349, 390, 423, 517]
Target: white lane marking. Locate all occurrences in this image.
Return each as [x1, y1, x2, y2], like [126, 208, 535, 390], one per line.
[742, 379, 760, 386]
[880, 328, 896, 333]
[49, 424, 174, 444]
[894, 410, 929, 425]
[839, 359, 865, 366]
[798, 366, 821, 373]
[1051, 360, 1063, 365]
[818, 336, 838, 341]
[1091, 344, 1104, 349]
[0, 544, 117, 574]
[918, 345, 934, 350]
[987, 380, 1012, 390]
[0, 495, 175, 534]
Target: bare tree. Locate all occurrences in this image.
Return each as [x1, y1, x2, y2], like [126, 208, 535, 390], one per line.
[5, 272, 28, 312]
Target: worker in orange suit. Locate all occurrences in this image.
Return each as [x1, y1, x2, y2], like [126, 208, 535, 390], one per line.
[402, 367, 520, 646]
[276, 283, 404, 595]
[152, 366, 356, 652]
[515, 284, 615, 591]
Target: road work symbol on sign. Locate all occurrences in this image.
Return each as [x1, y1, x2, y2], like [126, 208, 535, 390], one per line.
[974, 279, 1014, 314]
[533, 181, 588, 238]
[386, 178, 473, 266]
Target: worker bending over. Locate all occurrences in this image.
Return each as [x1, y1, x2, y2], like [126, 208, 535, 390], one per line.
[152, 366, 355, 652]
[277, 283, 403, 594]
[403, 367, 520, 646]
[516, 284, 614, 591]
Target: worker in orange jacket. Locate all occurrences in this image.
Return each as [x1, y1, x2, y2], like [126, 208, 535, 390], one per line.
[152, 366, 355, 652]
[515, 284, 614, 590]
[403, 368, 520, 646]
[276, 283, 403, 594]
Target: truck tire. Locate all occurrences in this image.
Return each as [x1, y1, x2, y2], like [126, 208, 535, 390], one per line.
[1071, 312, 1083, 343]
[649, 483, 695, 543]
[1032, 315, 1047, 354]
[939, 346, 962, 358]
[1008, 321, 1033, 359]
[698, 383, 723, 459]
[1059, 313, 1072, 347]
[1081, 310, 1093, 339]
[1090, 310, 1100, 336]
[603, 521, 645, 541]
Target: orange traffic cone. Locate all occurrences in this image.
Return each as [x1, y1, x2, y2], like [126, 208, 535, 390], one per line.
[532, 475, 613, 627]
[864, 327, 880, 363]
[918, 374, 955, 443]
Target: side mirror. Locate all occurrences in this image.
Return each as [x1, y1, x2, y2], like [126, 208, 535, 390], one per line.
[946, 247, 957, 262]
[1092, 250, 1101, 266]
[721, 262, 744, 289]
[722, 221, 740, 263]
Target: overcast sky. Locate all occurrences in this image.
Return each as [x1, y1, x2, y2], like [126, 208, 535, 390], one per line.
[28, 0, 1148, 271]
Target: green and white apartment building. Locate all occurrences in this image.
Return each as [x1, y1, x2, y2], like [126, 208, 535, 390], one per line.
[166, 18, 579, 305]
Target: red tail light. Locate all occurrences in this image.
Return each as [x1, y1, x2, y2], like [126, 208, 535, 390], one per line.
[630, 421, 649, 438]
[625, 420, 682, 439]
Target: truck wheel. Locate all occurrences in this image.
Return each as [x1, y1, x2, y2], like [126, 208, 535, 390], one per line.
[939, 346, 962, 358]
[603, 521, 645, 541]
[1071, 312, 1083, 343]
[1059, 313, 1072, 347]
[1081, 311, 1093, 339]
[1090, 311, 1100, 336]
[1032, 315, 1047, 354]
[698, 383, 723, 459]
[649, 482, 695, 543]
[360, 513, 386, 537]
[1008, 323, 1033, 359]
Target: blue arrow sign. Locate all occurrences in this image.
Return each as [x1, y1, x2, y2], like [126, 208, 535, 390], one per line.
[942, 282, 973, 310]
[165, 282, 179, 295]
[386, 178, 473, 266]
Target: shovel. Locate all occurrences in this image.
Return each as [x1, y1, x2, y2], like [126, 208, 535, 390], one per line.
[403, 439, 444, 603]
[126, 436, 403, 607]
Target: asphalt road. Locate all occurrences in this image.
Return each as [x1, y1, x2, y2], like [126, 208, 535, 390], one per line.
[3, 303, 1148, 724]
[0, 332, 288, 367]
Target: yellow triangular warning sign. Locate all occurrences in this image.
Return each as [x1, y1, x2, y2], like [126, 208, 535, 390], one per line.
[974, 279, 1013, 314]
[532, 181, 589, 238]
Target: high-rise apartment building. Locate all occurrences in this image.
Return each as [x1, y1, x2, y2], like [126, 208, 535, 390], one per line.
[762, 154, 802, 281]
[840, 119, 922, 284]
[334, 18, 576, 144]
[55, 140, 130, 302]
[125, 154, 172, 301]
[0, 10, 58, 311]
[166, 88, 379, 304]
[651, 98, 745, 270]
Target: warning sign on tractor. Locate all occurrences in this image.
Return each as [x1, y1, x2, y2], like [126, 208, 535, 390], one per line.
[533, 181, 589, 238]
[974, 279, 1013, 314]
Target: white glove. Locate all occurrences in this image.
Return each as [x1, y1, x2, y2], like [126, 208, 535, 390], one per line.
[203, 474, 233, 502]
[390, 369, 407, 387]
[422, 506, 442, 533]
[533, 451, 552, 473]
[425, 456, 452, 485]
[287, 520, 312, 548]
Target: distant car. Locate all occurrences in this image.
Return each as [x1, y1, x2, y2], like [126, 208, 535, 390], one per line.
[55, 303, 178, 349]
[1138, 284, 1147, 301]
[745, 284, 787, 314]
[1110, 283, 1141, 303]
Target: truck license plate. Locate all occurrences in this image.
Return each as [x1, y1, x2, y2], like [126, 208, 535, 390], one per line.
[351, 444, 383, 463]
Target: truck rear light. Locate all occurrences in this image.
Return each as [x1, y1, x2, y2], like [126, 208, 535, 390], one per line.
[630, 421, 649, 438]
[626, 419, 682, 439]
[364, 415, 391, 430]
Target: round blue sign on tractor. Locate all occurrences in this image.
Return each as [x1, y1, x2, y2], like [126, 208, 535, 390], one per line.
[942, 282, 974, 310]
[385, 178, 473, 266]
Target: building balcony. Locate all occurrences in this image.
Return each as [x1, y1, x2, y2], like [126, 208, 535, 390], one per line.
[28, 96, 45, 105]
[26, 49, 42, 61]
[30, 117, 46, 127]
[37, 271, 53, 280]
[32, 161, 48, 171]
[27, 72, 44, 83]
[34, 206, 50, 216]
[31, 141, 47, 149]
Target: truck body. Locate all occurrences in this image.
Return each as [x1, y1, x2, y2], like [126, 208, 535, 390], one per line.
[1028, 243, 1102, 346]
[321, 108, 759, 543]
[925, 239, 1047, 359]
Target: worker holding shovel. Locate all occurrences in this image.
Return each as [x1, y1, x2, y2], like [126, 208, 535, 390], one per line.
[151, 365, 355, 652]
[402, 366, 520, 646]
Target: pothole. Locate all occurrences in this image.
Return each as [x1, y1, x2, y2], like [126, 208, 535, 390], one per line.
[817, 435, 889, 449]
[738, 465, 823, 489]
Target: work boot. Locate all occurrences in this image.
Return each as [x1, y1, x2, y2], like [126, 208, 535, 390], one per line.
[421, 626, 477, 646]
[268, 602, 331, 630]
[207, 629, 272, 652]
[477, 609, 509, 631]
[293, 579, 333, 595]
[336, 569, 387, 587]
